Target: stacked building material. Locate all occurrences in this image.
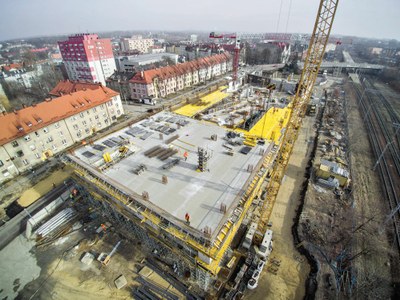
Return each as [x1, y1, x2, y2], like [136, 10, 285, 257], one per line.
[35, 208, 76, 238]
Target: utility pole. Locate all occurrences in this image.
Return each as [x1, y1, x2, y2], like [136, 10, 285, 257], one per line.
[373, 123, 400, 170]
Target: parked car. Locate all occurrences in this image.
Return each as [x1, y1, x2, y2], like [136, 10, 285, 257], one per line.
[140, 98, 156, 105]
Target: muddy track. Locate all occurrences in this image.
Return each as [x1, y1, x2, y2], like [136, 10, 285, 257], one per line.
[292, 100, 326, 300]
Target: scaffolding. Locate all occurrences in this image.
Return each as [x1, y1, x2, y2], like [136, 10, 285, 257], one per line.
[197, 147, 212, 172]
[62, 136, 278, 289]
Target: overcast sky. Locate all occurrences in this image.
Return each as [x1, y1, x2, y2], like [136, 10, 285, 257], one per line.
[0, 0, 399, 41]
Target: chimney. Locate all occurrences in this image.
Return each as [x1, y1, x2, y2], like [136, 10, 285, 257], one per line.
[22, 104, 26, 108]
[13, 109, 18, 114]
[2, 111, 6, 116]
[141, 71, 144, 78]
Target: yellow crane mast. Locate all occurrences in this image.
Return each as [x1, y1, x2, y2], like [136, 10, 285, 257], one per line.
[258, 0, 339, 232]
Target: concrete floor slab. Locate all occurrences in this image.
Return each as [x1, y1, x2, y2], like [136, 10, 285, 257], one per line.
[73, 112, 269, 235]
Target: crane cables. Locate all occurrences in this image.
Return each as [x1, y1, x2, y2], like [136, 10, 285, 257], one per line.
[285, 0, 293, 34]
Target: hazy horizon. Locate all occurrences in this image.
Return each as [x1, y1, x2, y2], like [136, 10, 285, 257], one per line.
[1, 0, 399, 42]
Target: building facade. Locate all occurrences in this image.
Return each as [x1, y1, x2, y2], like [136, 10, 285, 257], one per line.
[105, 71, 136, 101]
[129, 52, 232, 99]
[0, 85, 123, 182]
[115, 53, 179, 72]
[120, 36, 154, 53]
[58, 34, 117, 85]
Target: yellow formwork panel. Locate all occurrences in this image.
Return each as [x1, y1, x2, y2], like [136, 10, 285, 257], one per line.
[235, 107, 292, 143]
[174, 86, 228, 117]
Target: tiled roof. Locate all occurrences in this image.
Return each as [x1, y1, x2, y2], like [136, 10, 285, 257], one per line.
[130, 52, 231, 84]
[0, 86, 118, 146]
[2, 63, 24, 72]
[49, 80, 103, 97]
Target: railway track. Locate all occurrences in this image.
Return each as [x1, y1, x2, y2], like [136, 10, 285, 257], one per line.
[363, 78, 400, 150]
[352, 79, 400, 250]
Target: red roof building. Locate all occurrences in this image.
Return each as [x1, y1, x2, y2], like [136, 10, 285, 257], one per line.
[0, 85, 124, 181]
[49, 80, 105, 97]
[128, 53, 232, 99]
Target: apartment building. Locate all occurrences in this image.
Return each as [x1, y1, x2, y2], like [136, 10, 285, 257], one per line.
[0, 85, 123, 182]
[120, 35, 154, 53]
[129, 52, 231, 99]
[115, 53, 179, 72]
[58, 34, 117, 85]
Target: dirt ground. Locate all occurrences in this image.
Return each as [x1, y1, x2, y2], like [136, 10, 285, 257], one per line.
[295, 78, 397, 299]
[17, 226, 145, 300]
[18, 166, 73, 207]
[345, 80, 398, 299]
[246, 116, 315, 300]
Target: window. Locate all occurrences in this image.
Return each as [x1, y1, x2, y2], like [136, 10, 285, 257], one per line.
[72, 116, 77, 121]
[82, 121, 87, 126]
[104, 119, 109, 124]
[54, 122, 60, 129]
[100, 104, 105, 109]
[0, 160, 3, 167]
[24, 135, 31, 142]
[35, 132, 39, 137]
[73, 124, 79, 130]
[112, 116, 117, 121]
[97, 122, 102, 127]
[22, 159, 29, 166]
[117, 110, 121, 115]
[79, 112, 84, 118]
[16, 150, 24, 157]
[43, 127, 49, 133]
[59, 131, 64, 136]
[11, 141, 19, 147]
[92, 107, 97, 113]
[95, 115, 99, 120]
[62, 139, 67, 145]
[52, 145, 57, 151]
[35, 153, 40, 159]
[30, 145, 36, 151]
[77, 132, 82, 138]
[85, 128, 90, 134]
[48, 136, 53, 143]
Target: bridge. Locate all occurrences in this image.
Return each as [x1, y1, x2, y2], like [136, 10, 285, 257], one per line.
[298, 61, 384, 73]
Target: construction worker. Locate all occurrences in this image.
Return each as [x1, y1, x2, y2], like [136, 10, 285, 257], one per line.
[183, 151, 189, 161]
[185, 213, 190, 224]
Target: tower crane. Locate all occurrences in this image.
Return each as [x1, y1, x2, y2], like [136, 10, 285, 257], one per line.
[258, 0, 339, 232]
[209, 32, 241, 84]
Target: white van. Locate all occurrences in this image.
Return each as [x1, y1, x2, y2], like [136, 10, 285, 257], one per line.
[140, 98, 156, 106]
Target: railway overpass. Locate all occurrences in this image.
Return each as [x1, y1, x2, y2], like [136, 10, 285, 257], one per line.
[298, 61, 384, 73]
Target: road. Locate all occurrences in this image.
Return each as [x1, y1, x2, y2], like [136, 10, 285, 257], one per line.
[0, 180, 75, 250]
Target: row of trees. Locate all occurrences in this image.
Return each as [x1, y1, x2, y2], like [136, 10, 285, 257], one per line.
[2, 64, 64, 109]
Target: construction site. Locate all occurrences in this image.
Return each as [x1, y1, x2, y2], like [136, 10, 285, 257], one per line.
[2, 0, 400, 299]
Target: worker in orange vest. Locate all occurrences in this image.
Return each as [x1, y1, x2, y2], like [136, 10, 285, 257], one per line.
[183, 151, 189, 161]
[185, 213, 190, 224]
